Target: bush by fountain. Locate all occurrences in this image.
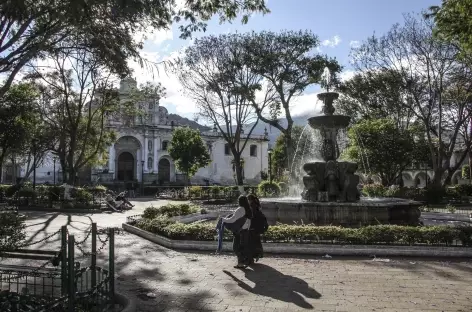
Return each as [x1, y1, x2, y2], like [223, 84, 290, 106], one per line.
[261, 68, 422, 226]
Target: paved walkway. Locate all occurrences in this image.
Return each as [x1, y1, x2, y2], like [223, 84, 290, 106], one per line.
[13, 199, 472, 311]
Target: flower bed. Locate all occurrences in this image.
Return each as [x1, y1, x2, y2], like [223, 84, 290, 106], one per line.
[132, 205, 472, 247]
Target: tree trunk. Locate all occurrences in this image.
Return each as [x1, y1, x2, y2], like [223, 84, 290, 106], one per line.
[431, 167, 445, 187]
[233, 155, 244, 186]
[67, 167, 76, 185]
[469, 150, 472, 184]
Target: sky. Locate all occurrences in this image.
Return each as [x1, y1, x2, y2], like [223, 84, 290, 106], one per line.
[130, 0, 442, 123]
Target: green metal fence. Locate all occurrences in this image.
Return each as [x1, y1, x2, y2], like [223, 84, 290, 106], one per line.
[0, 224, 115, 312]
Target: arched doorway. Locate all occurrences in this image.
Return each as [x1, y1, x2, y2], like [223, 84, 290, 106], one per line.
[117, 152, 134, 181]
[158, 158, 171, 183]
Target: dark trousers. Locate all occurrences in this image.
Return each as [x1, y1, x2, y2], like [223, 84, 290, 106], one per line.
[249, 231, 263, 259]
[232, 230, 250, 264]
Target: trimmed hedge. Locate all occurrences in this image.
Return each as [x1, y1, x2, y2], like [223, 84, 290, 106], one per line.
[258, 181, 280, 197]
[134, 214, 472, 246]
[142, 203, 200, 219]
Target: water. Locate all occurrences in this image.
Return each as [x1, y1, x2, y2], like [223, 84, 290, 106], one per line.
[321, 67, 332, 92]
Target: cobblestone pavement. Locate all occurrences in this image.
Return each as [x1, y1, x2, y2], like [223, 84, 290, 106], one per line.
[15, 199, 472, 312]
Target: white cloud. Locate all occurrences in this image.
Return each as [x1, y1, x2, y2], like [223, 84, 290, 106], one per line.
[133, 28, 173, 46]
[339, 70, 356, 82]
[349, 40, 360, 48]
[127, 48, 199, 116]
[321, 35, 341, 48]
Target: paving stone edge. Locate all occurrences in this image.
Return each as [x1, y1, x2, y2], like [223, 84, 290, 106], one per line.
[122, 223, 472, 258]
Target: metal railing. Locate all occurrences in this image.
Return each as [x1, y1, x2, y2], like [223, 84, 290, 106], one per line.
[0, 224, 115, 312]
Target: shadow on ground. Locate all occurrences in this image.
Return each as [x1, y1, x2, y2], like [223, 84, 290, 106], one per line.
[224, 263, 321, 309]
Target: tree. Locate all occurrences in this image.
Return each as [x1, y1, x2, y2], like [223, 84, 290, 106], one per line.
[25, 47, 124, 185]
[0, 83, 40, 182]
[168, 127, 211, 184]
[350, 13, 472, 186]
[174, 34, 272, 187]
[241, 30, 341, 170]
[343, 118, 423, 186]
[0, 0, 269, 97]
[337, 69, 415, 128]
[428, 0, 472, 61]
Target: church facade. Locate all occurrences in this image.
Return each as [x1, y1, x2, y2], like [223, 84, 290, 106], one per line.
[1, 78, 270, 186]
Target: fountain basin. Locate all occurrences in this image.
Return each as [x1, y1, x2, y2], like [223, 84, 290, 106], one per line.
[308, 115, 351, 129]
[260, 197, 422, 227]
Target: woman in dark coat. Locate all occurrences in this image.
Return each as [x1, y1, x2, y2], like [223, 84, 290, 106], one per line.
[222, 195, 253, 268]
[247, 194, 266, 263]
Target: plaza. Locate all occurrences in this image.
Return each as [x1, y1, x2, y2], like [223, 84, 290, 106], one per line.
[11, 199, 472, 312]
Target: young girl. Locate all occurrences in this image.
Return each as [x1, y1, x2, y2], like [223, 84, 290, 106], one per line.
[222, 195, 253, 268]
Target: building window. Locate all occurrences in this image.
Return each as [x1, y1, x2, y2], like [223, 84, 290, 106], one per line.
[224, 143, 230, 155]
[250, 145, 257, 157]
[147, 157, 153, 170]
[148, 140, 152, 152]
[148, 102, 153, 110]
[162, 141, 169, 151]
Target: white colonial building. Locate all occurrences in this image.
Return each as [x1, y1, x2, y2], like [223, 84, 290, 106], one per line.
[1, 77, 270, 186]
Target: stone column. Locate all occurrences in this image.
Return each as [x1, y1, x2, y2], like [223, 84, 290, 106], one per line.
[153, 137, 158, 172]
[108, 145, 115, 172]
[144, 137, 148, 173]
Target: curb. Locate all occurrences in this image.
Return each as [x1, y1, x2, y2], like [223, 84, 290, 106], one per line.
[115, 291, 137, 312]
[19, 208, 103, 214]
[122, 223, 472, 258]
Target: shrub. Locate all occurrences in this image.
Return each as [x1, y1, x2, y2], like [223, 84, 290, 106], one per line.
[188, 186, 203, 198]
[47, 185, 63, 201]
[385, 185, 402, 197]
[362, 184, 387, 197]
[134, 218, 471, 246]
[142, 203, 199, 219]
[455, 184, 472, 197]
[419, 205, 430, 212]
[17, 186, 36, 198]
[462, 165, 470, 179]
[88, 185, 107, 196]
[446, 204, 456, 214]
[258, 181, 281, 197]
[278, 182, 288, 195]
[424, 185, 446, 204]
[0, 212, 26, 252]
[73, 188, 93, 203]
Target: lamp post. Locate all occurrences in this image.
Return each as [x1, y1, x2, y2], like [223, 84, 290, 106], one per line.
[268, 148, 273, 183]
[53, 157, 57, 185]
[32, 138, 38, 190]
[141, 160, 144, 196]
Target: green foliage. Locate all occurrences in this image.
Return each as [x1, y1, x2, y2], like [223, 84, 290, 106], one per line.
[168, 127, 211, 179]
[278, 182, 288, 195]
[430, 0, 472, 60]
[257, 180, 280, 197]
[0, 83, 40, 166]
[446, 204, 457, 214]
[17, 186, 37, 198]
[142, 203, 199, 219]
[454, 184, 472, 196]
[462, 165, 470, 179]
[0, 0, 269, 97]
[0, 212, 26, 252]
[136, 218, 472, 246]
[362, 184, 388, 197]
[72, 188, 93, 203]
[345, 118, 425, 186]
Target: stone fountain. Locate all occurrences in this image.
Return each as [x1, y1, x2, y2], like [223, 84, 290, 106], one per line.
[261, 68, 421, 227]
